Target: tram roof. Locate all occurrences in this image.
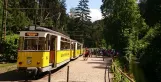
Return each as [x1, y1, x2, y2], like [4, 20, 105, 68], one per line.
[36, 26, 70, 38]
[19, 26, 70, 38]
[71, 39, 82, 45]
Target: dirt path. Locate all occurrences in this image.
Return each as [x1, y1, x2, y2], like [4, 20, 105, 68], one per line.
[0, 56, 113, 82]
[36, 56, 113, 82]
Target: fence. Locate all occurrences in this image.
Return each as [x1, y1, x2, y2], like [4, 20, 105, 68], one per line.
[111, 59, 135, 82]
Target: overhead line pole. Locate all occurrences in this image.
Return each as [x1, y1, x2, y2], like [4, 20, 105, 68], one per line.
[40, 0, 43, 26]
[1, 0, 5, 41]
[34, 1, 37, 27]
[1, 0, 8, 41]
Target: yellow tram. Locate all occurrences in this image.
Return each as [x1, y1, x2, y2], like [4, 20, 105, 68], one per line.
[16, 26, 83, 77]
[70, 40, 83, 59]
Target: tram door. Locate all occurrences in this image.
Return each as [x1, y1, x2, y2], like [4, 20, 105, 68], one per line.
[73, 43, 76, 58]
[70, 43, 73, 59]
[50, 35, 56, 67]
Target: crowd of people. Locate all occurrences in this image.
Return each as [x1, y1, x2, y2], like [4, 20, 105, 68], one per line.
[83, 48, 119, 60]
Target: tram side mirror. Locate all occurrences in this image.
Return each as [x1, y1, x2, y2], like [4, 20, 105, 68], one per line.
[14, 39, 18, 45]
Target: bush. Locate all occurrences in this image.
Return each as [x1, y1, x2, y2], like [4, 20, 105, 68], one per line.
[0, 34, 19, 62]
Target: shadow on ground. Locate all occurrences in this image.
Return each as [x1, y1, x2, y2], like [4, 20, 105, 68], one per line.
[0, 62, 69, 82]
[88, 62, 106, 65]
[91, 59, 104, 61]
[91, 56, 104, 58]
[86, 56, 113, 82]
[0, 70, 31, 82]
[92, 63, 111, 69]
[88, 56, 112, 69]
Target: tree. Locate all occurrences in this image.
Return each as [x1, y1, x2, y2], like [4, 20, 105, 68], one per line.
[0, 0, 70, 61]
[0, 0, 3, 40]
[0, 0, 3, 28]
[75, 0, 91, 21]
[91, 20, 104, 47]
[59, 0, 68, 31]
[143, 0, 161, 26]
[5, 0, 69, 33]
[101, 0, 150, 81]
[7, 0, 31, 33]
[75, 0, 92, 46]
[138, 0, 161, 81]
[67, 0, 92, 47]
[102, 0, 161, 82]
[101, 0, 142, 54]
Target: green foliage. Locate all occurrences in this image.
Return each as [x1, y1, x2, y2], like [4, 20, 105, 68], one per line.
[74, 0, 92, 45]
[0, 34, 19, 62]
[138, 0, 161, 81]
[112, 59, 134, 82]
[102, 0, 161, 81]
[107, 45, 112, 50]
[112, 58, 147, 82]
[138, 24, 161, 82]
[101, 39, 107, 48]
[101, 0, 143, 54]
[67, 0, 99, 48]
[142, 0, 161, 26]
[132, 61, 147, 82]
[44, 18, 53, 27]
[89, 20, 104, 47]
[75, 0, 91, 21]
[101, 0, 153, 81]
[7, 11, 31, 32]
[1, 0, 68, 33]
[0, 0, 3, 30]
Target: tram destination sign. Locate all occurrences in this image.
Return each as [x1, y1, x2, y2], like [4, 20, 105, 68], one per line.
[25, 32, 38, 36]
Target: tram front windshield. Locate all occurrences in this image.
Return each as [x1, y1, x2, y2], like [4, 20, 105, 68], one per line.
[18, 37, 49, 51]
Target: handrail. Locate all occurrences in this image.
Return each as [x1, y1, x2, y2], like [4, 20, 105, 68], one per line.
[112, 59, 135, 82]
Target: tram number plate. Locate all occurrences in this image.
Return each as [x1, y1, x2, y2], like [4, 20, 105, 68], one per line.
[27, 57, 32, 64]
[27, 57, 32, 59]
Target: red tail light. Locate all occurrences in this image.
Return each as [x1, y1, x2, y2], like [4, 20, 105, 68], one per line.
[37, 62, 40, 65]
[19, 62, 22, 65]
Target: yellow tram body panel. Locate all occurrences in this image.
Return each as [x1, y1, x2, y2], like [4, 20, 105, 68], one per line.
[82, 48, 85, 54]
[70, 50, 74, 58]
[17, 51, 50, 67]
[56, 50, 71, 64]
[76, 49, 81, 57]
[80, 50, 82, 55]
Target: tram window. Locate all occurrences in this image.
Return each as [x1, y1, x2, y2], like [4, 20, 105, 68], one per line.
[24, 38, 38, 50]
[61, 41, 70, 50]
[38, 37, 45, 50]
[71, 44, 74, 50]
[77, 45, 81, 49]
[23, 37, 50, 50]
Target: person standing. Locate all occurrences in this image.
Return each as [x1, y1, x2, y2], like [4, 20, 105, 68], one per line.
[83, 49, 90, 60]
[89, 49, 92, 57]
